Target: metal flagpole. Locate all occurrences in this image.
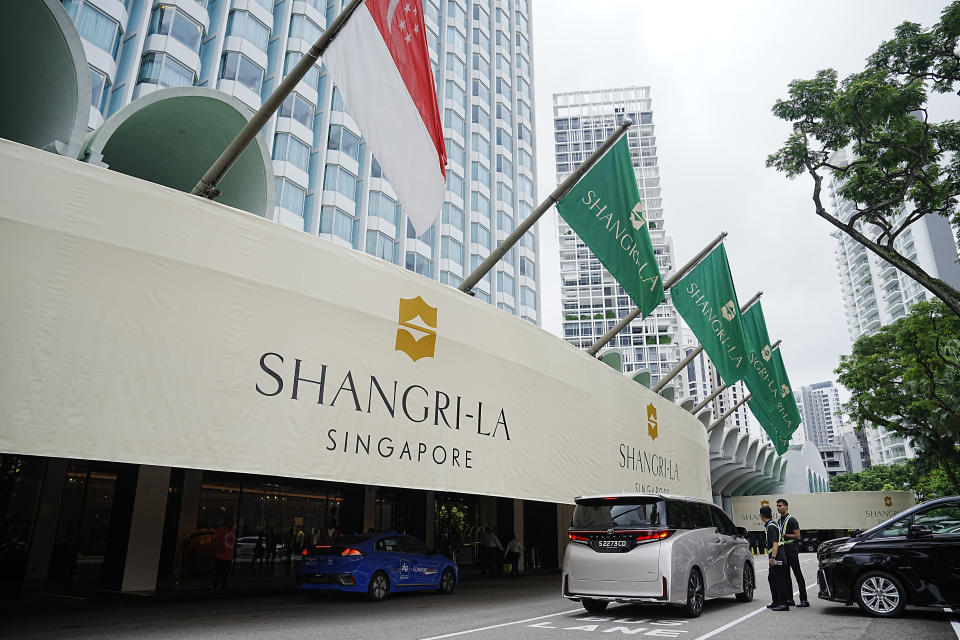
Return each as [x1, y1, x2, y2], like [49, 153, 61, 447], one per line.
[586, 231, 727, 357]
[692, 338, 781, 414]
[459, 119, 633, 294]
[650, 291, 763, 393]
[190, 0, 366, 200]
[707, 394, 751, 432]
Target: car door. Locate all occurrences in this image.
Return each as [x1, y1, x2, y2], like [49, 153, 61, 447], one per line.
[399, 536, 443, 586]
[375, 535, 411, 587]
[906, 501, 960, 606]
[683, 502, 722, 596]
[710, 506, 741, 594]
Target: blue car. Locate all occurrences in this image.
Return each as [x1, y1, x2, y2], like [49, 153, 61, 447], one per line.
[297, 532, 458, 601]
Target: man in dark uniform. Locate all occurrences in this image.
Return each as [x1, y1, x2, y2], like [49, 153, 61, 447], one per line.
[760, 505, 790, 611]
[776, 498, 810, 607]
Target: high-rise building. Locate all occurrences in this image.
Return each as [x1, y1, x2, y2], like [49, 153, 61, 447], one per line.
[554, 87, 680, 381]
[800, 381, 845, 448]
[61, 0, 541, 323]
[830, 148, 960, 465]
[680, 333, 752, 432]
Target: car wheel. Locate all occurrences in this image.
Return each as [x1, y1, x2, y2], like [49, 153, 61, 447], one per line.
[735, 563, 754, 602]
[437, 568, 456, 595]
[582, 598, 608, 613]
[367, 571, 390, 602]
[680, 568, 705, 617]
[855, 571, 906, 618]
[805, 543, 817, 553]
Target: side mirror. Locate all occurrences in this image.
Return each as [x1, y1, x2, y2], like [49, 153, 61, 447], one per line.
[735, 526, 748, 537]
[908, 524, 932, 538]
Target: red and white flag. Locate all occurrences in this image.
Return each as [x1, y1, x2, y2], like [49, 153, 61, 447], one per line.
[323, 0, 447, 235]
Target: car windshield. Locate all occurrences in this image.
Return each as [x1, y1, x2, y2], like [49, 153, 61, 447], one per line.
[572, 498, 664, 529]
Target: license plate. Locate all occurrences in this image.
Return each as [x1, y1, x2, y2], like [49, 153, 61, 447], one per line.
[594, 539, 630, 552]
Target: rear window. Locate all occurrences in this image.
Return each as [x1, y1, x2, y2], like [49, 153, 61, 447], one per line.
[666, 500, 714, 530]
[572, 497, 664, 529]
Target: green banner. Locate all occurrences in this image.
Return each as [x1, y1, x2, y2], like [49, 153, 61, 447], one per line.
[770, 347, 803, 435]
[556, 137, 665, 317]
[671, 244, 749, 384]
[740, 303, 798, 455]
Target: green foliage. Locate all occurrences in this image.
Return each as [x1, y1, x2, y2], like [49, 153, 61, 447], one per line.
[767, 2, 960, 318]
[830, 458, 956, 501]
[836, 300, 960, 492]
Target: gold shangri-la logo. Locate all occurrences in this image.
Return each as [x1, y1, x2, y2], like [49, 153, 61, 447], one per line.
[647, 403, 658, 441]
[884, 496, 893, 507]
[395, 296, 438, 362]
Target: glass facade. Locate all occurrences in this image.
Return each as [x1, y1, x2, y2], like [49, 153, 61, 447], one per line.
[61, 0, 540, 325]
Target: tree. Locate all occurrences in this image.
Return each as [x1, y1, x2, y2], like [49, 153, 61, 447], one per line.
[836, 300, 960, 493]
[767, 2, 960, 319]
[830, 460, 917, 493]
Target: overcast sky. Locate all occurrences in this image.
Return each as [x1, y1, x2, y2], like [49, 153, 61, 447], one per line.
[530, 0, 957, 390]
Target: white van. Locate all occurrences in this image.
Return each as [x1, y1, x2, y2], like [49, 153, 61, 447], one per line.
[562, 493, 755, 617]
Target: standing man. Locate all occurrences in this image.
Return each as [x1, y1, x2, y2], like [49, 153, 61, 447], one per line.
[776, 498, 810, 607]
[212, 516, 237, 591]
[760, 506, 790, 611]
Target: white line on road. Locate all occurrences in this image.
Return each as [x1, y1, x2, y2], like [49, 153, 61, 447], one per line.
[418, 608, 582, 640]
[693, 561, 817, 640]
[943, 608, 960, 640]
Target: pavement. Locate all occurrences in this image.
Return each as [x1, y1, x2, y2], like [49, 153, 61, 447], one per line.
[2, 557, 959, 639]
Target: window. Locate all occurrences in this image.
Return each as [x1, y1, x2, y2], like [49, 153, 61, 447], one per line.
[497, 271, 514, 296]
[331, 86, 348, 113]
[519, 232, 535, 251]
[273, 133, 310, 171]
[517, 201, 533, 220]
[520, 285, 536, 309]
[366, 230, 397, 264]
[711, 507, 737, 536]
[220, 52, 264, 93]
[572, 498, 663, 529]
[320, 206, 357, 244]
[496, 126, 512, 148]
[517, 149, 533, 170]
[472, 133, 490, 158]
[327, 124, 360, 162]
[471, 162, 491, 188]
[289, 13, 324, 44]
[149, 5, 203, 52]
[227, 11, 269, 51]
[447, 172, 465, 199]
[472, 105, 490, 132]
[913, 504, 960, 535]
[444, 110, 466, 137]
[440, 271, 462, 287]
[495, 77, 512, 102]
[445, 53, 466, 82]
[141, 52, 195, 88]
[495, 103, 513, 127]
[323, 165, 358, 202]
[447, 0, 466, 28]
[442, 203, 464, 231]
[878, 516, 911, 538]
[516, 54, 530, 76]
[368, 192, 399, 227]
[71, 2, 122, 57]
[519, 256, 535, 279]
[89, 66, 110, 112]
[472, 54, 490, 77]
[424, 0, 440, 24]
[518, 175, 534, 197]
[472, 28, 489, 50]
[472, 79, 490, 104]
[370, 156, 383, 179]
[471, 192, 490, 218]
[495, 7, 509, 26]
[279, 93, 314, 127]
[406, 220, 435, 245]
[445, 139, 465, 167]
[497, 183, 513, 204]
[405, 252, 433, 277]
[445, 80, 466, 109]
[518, 123, 532, 145]
[496, 212, 514, 233]
[284, 52, 320, 91]
[472, 3, 489, 23]
[446, 26, 466, 51]
[471, 222, 491, 248]
[496, 154, 513, 176]
[441, 237, 463, 265]
[275, 177, 306, 217]
[495, 30, 510, 48]
[517, 99, 532, 122]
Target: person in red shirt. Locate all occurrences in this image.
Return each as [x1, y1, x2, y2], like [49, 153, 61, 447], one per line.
[211, 516, 236, 591]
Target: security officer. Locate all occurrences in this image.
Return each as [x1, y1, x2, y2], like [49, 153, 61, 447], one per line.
[760, 505, 790, 611]
[776, 498, 810, 607]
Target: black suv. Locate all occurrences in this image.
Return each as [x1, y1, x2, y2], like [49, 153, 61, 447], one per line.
[817, 495, 960, 617]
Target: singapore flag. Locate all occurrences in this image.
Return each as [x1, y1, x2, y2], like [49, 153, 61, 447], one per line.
[323, 0, 447, 234]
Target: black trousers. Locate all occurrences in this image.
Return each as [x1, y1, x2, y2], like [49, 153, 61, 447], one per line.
[783, 545, 806, 600]
[767, 553, 791, 606]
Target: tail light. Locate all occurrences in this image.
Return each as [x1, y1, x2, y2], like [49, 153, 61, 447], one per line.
[568, 532, 590, 544]
[340, 547, 366, 556]
[635, 530, 674, 543]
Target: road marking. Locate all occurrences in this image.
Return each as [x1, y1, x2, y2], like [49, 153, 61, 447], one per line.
[944, 608, 960, 640]
[692, 564, 817, 640]
[419, 608, 582, 639]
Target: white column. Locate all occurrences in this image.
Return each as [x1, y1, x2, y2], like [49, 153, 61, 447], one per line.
[121, 465, 171, 593]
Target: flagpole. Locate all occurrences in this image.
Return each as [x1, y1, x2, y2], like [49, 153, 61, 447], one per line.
[586, 231, 727, 357]
[650, 291, 763, 393]
[190, 0, 366, 200]
[458, 119, 633, 295]
[706, 394, 751, 432]
[692, 338, 781, 414]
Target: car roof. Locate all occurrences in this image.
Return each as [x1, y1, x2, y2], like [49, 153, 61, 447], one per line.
[573, 492, 715, 506]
